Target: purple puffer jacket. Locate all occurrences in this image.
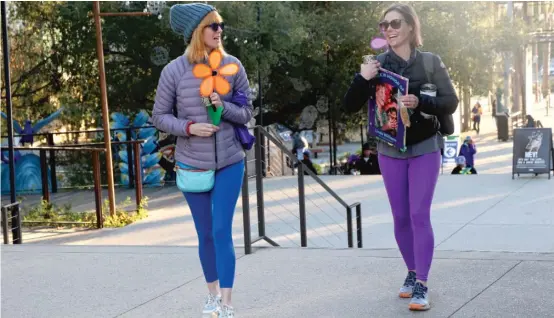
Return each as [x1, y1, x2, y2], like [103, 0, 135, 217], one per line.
[152, 54, 252, 171]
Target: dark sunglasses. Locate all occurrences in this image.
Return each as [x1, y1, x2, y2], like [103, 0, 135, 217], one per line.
[379, 19, 404, 32]
[206, 22, 225, 32]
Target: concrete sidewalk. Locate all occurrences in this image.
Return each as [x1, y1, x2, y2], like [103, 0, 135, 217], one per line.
[2, 245, 553, 318]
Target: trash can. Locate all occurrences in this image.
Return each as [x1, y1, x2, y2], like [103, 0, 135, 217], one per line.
[496, 113, 510, 141]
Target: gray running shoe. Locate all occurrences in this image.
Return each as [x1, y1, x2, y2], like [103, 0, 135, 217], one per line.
[399, 271, 416, 298]
[409, 282, 430, 311]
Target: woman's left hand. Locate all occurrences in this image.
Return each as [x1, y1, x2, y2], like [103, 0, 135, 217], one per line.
[210, 93, 223, 107]
[400, 94, 419, 109]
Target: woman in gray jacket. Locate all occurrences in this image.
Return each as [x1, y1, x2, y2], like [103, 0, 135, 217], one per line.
[152, 3, 252, 317]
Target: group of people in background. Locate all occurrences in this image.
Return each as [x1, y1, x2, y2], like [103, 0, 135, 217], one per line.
[343, 142, 382, 175]
[452, 136, 477, 175]
[348, 135, 478, 177]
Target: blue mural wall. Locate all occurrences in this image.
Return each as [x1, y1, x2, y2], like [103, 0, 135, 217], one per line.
[110, 110, 176, 187]
[1, 110, 61, 194]
[1, 152, 52, 194]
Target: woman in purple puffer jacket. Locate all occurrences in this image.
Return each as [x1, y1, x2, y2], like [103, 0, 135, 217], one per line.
[151, 4, 252, 317]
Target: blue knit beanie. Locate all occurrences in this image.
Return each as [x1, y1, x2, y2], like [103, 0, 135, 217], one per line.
[170, 3, 216, 43]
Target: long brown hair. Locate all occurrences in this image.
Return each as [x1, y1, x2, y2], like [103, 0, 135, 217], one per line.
[382, 3, 423, 48]
[185, 11, 227, 64]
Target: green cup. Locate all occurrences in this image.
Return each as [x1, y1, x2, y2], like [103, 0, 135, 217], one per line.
[203, 97, 222, 126]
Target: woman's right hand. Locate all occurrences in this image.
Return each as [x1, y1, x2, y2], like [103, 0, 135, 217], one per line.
[189, 123, 219, 137]
[360, 61, 380, 81]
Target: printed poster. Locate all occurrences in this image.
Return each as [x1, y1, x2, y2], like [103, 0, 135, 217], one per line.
[368, 68, 409, 151]
[512, 128, 552, 175]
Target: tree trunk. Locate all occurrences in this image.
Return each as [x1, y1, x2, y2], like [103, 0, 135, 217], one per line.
[462, 84, 471, 132]
[542, 42, 551, 99]
[513, 48, 522, 114]
[541, 2, 552, 99]
[535, 42, 540, 103]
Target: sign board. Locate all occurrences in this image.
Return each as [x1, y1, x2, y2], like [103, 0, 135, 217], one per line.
[512, 128, 553, 179]
[443, 139, 459, 164]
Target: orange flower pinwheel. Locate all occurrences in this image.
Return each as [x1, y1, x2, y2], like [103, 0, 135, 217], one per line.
[192, 50, 239, 97]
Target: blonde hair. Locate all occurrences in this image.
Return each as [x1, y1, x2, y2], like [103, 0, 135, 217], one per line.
[382, 3, 423, 48]
[185, 11, 227, 64]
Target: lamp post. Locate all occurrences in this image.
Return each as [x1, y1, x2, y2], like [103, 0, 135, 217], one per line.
[325, 45, 334, 175]
[91, 1, 151, 216]
[257, 4, 263, 127]
[1, 1, 16, 203]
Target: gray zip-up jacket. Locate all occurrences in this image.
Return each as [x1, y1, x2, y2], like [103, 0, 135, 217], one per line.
[152, 54, 252, 171]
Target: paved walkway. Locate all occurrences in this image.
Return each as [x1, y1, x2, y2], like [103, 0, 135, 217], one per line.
[2, 245, 553, 317]
[17, 173, 554, 254]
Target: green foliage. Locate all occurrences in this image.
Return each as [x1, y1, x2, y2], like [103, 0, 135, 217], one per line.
[102, 196, 148, 228]
[414, 2, 530, 95]
[22, 196, 149, 228]
[23, 199, 96, 227]
[5, 1, 530, 133]
[312, 163, 323, 175]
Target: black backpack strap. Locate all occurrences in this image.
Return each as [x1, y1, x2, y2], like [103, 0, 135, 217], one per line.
[376, 53, 387, 65]
[420, 52, 435, 84]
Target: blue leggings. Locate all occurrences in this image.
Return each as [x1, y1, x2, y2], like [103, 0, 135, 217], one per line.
[181, 160, 244, 288]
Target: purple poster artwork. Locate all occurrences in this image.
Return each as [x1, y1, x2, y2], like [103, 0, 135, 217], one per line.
[368, 68, 409, 151]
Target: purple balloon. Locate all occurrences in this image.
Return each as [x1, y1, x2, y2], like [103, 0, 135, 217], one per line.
[371, 37, 388, 50]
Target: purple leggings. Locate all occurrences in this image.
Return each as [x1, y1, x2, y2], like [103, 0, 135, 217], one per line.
[378, 151, 440, 282]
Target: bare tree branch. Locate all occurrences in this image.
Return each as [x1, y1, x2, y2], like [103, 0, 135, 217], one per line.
[1, 81, 55, 100]
[2, 57, 52, 93]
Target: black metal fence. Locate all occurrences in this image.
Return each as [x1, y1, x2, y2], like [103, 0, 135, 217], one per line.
[242, 126, 363, 255]
[1, 140, 145, 230]
[1, 202, 22, 244]
[1, 126, 168, 191]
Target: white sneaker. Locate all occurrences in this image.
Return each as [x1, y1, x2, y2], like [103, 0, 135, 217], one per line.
[214, 304, 235, 318]
[202, 294, 221, 314]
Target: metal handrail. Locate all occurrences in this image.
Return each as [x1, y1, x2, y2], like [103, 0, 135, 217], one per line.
[40, 140, 146, 147]
[260, 128, 354, 208]
[1, 146, 106, 152]
[1, 202, 22, 244]
[243, 126, 363, 252]
[1, 125, 157, 138]
[3, 128, 151, 191]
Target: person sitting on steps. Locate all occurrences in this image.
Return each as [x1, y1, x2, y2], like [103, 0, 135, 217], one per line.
[451, 156, 477, 175]
[301, 150, 318, 175]
[354, 142, 381, 175]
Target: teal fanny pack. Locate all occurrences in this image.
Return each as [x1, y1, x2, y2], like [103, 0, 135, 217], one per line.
[175, 162, 215, 193]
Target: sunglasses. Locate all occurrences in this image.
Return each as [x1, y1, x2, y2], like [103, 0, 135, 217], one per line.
[206, 22, 225, 32]
[378, 19, 404, 32]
